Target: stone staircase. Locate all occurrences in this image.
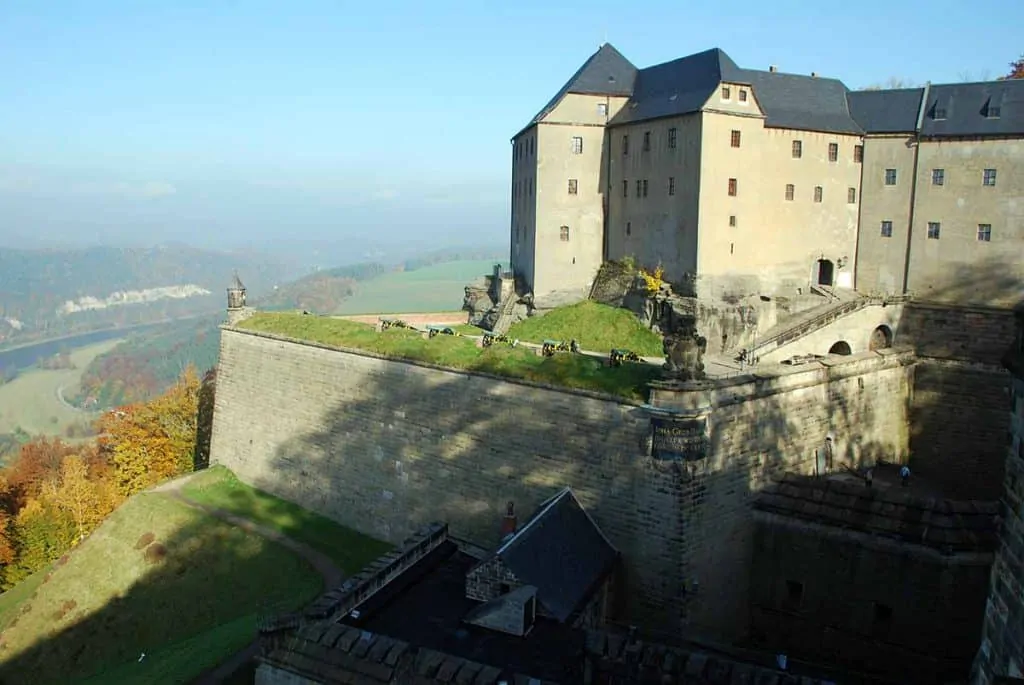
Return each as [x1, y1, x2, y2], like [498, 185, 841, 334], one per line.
[745, 292, 906, 363]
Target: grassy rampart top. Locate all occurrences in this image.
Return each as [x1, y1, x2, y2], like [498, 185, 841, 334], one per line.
[234, 311, 661, 401]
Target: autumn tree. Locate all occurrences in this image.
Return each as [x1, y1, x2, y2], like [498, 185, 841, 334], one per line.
[97, 366, 201, 496]
[5, 437, 77, 507]
[1006, 55, 1024, 79]
[44, 454, 116, 541]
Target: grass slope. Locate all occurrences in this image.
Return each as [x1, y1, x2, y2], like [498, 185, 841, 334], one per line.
[507, 301, 664, 356]
[238, 311, 660, 400]
[0, 491, 322, 685]
[182, 467, 392, 573]
[0, 339, 121, 440]
[332, 260, 494, 315]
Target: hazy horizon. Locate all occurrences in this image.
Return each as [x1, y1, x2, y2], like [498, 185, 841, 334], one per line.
[2, 1, 1019, 254]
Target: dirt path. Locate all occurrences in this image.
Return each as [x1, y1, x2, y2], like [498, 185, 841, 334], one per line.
[151, 474, 344, 684]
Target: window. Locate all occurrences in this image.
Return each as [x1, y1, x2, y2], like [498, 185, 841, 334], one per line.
[885, 169, 897, 185]
[668, 177, 676, 196]
[625, 221, 631, 236]
[813, 186, 823, 203]
[739, 89, 748, 102]
[847, 187, 856, 204]
[642, 179, 648, 198]
[559, 225, 570, 242]
[571, 137, 583, 154]
[932, 169, 945, 186]
[978, 223, 992, 242]
[792, 140, 802, 158]
[668, 127, 677, 149]
[785, 183, 794, 201]
[880, 220, 893, 237]
[636, 180, 642, 197]
[984, 168, 997, 186]
[828, 143, 838, 162]
[622, 180, 628, 197]
[988, 105, 1002, 118]
[597, 102, 608, 117]
[927, 222, 941, 239]
[728, 178, 737, 196]
[529, 138, 533, 156]
[730, 130, 741, 148]
[643, 131, 651, 152]
[854, 145, 863, 163]
[568, 179, 578, 195]
[782, 580, 804, 612]
[622, 135, 629, 155]
[729, 215, 737, 227]
[934, 106, 947, 120]
[722, 86, 731, 99]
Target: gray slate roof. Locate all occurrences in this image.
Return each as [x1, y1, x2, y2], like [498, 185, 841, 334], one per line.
[609, 48, 744, 126]
[846, 80, 1024, 136]
[517, 43, 637, 137]
[846, 87, 925, 133]
[741, 69, 863, 134]
[494, 487, 618, 623]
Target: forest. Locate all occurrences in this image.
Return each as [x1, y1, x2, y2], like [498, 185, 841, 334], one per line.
[0, 366, 215, 589]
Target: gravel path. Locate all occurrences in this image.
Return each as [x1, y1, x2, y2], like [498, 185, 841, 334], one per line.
[151, 473, 344, 684]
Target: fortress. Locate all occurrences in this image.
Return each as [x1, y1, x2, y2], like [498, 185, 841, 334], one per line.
[209, 46, 1024, 685]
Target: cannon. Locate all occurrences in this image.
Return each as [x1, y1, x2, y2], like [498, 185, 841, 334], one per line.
[482, 332, 519, 348]
[379, 318, 413, 331]
[609, 348, 641, 367]
[541, 339, 579, 357]
[427, 325, 459, 339]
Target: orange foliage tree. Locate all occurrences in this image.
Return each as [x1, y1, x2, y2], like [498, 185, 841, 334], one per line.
[1007, 55, 1024, 79]
[97, 365, 201, 496]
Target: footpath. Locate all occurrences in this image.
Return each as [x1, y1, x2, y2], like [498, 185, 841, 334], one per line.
[151, 474, 345, 685]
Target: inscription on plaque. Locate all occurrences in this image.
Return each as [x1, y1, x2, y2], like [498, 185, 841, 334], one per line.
[651, 416, 709, 461]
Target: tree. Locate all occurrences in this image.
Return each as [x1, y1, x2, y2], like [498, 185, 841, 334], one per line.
[1006, 55, 1024, 79]
[97, 366, 201, 496]
[860, 76, 916, 91]
[193, 367, 217, 471]
[5, 438, 77, 506]
[47, 455, 108, 541]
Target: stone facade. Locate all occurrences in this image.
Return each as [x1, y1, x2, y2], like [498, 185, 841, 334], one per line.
[974, 309, 1024, 685]
[750, 474, 998, 684]
[210, 326, 914, 643]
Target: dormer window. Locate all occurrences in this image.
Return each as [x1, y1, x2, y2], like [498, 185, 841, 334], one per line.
[985, 92, 1004, 119]
[739, 90, 748, 103]
[722, 86, 731, 100]
[931, 95, 950, 121]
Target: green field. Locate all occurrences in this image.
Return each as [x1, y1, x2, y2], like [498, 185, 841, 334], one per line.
[331, 260, 494, 314]
[238, 311, 661, 400]
[0, 339, 122, 440]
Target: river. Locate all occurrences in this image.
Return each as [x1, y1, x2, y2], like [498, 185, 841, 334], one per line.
[0, 324, 165, 378]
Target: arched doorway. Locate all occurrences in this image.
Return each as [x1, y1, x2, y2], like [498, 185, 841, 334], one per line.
[869, 325, 894, 351]
[828, 341, 852, 356]
[816, 259, 835, 286]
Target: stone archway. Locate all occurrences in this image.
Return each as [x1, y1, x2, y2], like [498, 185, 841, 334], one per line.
[869, 325, 894, 351]
[828, 341, 852, 356]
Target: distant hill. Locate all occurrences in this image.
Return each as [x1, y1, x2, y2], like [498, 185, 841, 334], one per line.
[0, 245, 301, 348]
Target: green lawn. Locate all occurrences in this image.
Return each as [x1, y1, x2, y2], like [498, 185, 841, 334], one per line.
[0, 566, 49, 632]
[182, 466, 392, 574]
[0, 491, 323, 685]
[237, 312, 661, 400]
[507, 300, 664, 355]
[332, 260, 494, 315]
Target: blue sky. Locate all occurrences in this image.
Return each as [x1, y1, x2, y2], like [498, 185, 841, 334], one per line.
[1, 0, 1019, 257]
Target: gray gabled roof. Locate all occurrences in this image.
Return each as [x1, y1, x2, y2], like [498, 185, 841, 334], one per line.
[494, 488, 618, 623]
[847, 88, 926, 134]
[920, 80, 1024, 137]
[609, 48, 744, 126]
[515, 43, 637, 139]
[740, 69, 863, 134]
[847, 79, 1024, 137]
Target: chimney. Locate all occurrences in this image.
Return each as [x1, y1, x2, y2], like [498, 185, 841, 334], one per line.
[769, 65, 778, 73]
[811, 71, 818, 78]
[500, 501, 518, 537]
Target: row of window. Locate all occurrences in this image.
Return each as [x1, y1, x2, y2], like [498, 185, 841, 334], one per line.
[514, 137, 535, 161]
[885, 167, 997, 186]
[621, 129, 864, 162]
[879, 220, 994, 241]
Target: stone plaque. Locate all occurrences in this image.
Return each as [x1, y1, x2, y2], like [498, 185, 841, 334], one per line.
[650, 416, 709, 461]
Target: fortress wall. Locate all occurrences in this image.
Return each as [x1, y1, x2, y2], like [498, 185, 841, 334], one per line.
[210, 328, 913, 643]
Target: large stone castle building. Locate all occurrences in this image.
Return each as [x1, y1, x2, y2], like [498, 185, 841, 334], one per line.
[510, 44, 1024, 309]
